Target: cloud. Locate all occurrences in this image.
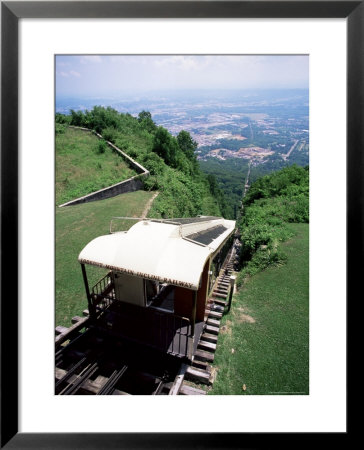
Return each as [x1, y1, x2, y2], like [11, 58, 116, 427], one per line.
[57, 70, 81, 78]
[80, 55, 102, 64]
[153, 55, 209, 71]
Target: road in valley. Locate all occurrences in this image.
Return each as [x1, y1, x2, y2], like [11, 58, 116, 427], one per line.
[282, 139, 299, 161]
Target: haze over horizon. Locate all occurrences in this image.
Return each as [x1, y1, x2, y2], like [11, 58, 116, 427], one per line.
[56, 55, 309, 99]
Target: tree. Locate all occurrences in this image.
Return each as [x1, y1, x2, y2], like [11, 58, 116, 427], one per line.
[69, 109, 83, 127]
[55, 113, 70, 124]
[206, 173, 220, 197]
[177, 130, 197, 160]
[138, 110, 152, 122]
[138, 110, 157, 133]
[152, 126, 179, 167]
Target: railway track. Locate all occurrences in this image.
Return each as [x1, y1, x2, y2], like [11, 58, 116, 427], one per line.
[55, 327, 184, 395]
[180, 244, 238, 393]
[55, 242, 240, 395]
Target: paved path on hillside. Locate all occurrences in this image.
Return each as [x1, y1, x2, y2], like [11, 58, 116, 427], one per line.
[282, 139, 299, 161]
[141, 191, 159, 218]
[239, 160, 252, 214]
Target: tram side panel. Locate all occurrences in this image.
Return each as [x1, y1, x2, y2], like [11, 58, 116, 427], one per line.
[197, 260, 210, 322]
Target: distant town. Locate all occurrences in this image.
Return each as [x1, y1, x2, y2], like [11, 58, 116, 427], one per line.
[56, 89, 309, 168]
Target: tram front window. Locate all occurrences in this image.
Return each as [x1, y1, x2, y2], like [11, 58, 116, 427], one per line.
[146, 280, 175, 313]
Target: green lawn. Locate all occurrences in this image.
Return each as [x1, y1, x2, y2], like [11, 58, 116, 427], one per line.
[55, 190, 154, 327]
[56, 127, 137, 205]
[209, 223, 309, 395]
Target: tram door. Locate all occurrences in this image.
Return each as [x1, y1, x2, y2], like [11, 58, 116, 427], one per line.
[113, 272, 145, 307]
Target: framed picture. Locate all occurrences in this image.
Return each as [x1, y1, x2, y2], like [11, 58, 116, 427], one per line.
[1, 1, 357, 447]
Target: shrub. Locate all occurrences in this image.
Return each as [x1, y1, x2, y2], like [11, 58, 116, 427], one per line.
[238, 165, 308, 279]
[237, 246, 288, 288]
[102, 127, 117, 143]
[55, 123, 66, 134]
[97, 140, 107, 154]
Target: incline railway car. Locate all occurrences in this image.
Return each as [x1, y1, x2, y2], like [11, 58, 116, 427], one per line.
[78, 216, 236, 361]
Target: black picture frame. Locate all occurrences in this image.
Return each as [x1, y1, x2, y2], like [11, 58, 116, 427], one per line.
[1, 1, 357, 448]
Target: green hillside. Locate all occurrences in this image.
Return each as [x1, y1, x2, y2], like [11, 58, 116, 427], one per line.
[238, 164, 309, 284]
[210, 223, 309, 395]
[208, 165, 309, 394]
[56, 126, 136, 205]
[199, 153, 309, 219]
[56, 107, 226, 217]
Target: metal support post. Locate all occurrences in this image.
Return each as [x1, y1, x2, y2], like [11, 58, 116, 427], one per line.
[81, 263, 96, 318]
[227, 275, 236, 313]
[191, 291, 197, 336]
[186, 292, 198, 360]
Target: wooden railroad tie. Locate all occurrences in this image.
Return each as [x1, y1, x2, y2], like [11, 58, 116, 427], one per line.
[215, 289, 228, 296]
[216, 284, 229, 290]
[214, 284, 228, 290]
[208, 310, 223, 320]
[206, 317, 220, 328]
[55, 367, 129, 395]
[185, 365, 211, 385]
[55, 316, 90, 347]
[192, 358, 209, 371]
[198, 340, 217, 353]
[215, 289, 228, 295]
[179, 384, 206, 395]
[205, 324, 220, 335]
[201, 332, 218, 344]
[71, 316, 84, 324]
[213, 298, 227, 307]
[212, 292, 227, 299]
[55, 326, 69, 336]
[169, 363, 189, 395]
[194, 349, 214, 363]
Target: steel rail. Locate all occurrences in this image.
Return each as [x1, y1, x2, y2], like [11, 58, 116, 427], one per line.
[59, 361, 99, 395]
[96, 365, 128, 395]
[55, 356, 88, 392]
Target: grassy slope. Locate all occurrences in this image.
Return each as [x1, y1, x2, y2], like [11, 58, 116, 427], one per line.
[56, 127, 136, 205]
[55, 190, 154, 327]
[210, 223, 309, 395]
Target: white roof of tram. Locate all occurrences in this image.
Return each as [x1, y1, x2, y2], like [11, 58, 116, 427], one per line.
[78, 216, 236, 290]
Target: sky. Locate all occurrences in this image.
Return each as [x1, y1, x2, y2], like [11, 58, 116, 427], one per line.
[56, 55, 309, 98]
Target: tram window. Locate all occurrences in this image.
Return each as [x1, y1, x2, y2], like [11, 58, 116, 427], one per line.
[146, 282, 175, 313]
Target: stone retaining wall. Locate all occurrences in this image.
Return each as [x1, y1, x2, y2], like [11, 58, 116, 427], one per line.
[59, 127, 150, 207]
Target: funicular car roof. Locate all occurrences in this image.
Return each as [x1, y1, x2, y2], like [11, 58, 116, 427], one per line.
[78, 216, 235, 290]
